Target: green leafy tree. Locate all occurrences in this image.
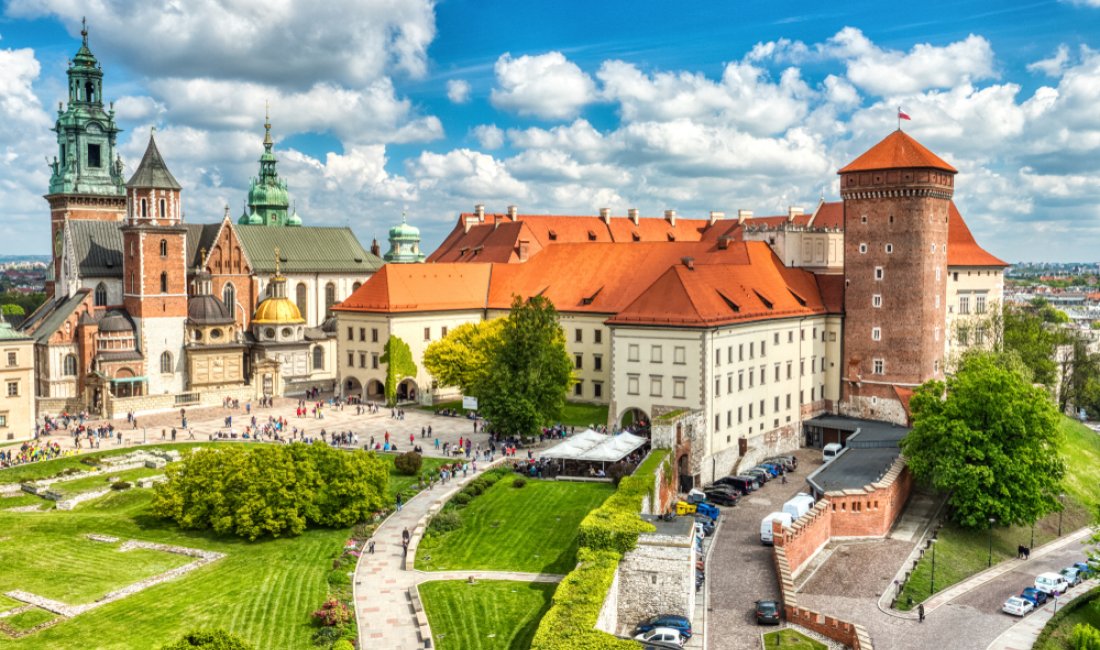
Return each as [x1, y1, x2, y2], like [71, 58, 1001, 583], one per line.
[901, 351, 1065, 529]
[1, 304, 24, 316]
[476, 295, 573, 437]
[1001, 300, 1064, 387]
[422, 319, 504, 396]
[380, 335, 417, 406]
[160, 629, 255, 650]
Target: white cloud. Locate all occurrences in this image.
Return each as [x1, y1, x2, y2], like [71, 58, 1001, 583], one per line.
[410, 149, 530, 201]
[490, 52, 596, 120]
[1029, 45, 1071, 77]
[446, 79, 471, 104]
[472, 124, 504, 150]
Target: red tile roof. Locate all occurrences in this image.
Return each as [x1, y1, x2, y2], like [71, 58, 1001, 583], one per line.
[838, 130, 957, 174]
[947, 203, 1008, 267]
[332, 264, 492, 313]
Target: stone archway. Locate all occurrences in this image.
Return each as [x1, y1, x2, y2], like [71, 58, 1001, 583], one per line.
[366, 379, 385, 401]
[397, 378, 418, 403]
[617, 407, 651, 436]
[344, 376, 363, 400]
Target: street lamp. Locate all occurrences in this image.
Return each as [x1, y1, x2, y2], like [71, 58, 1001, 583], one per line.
[1058, 494, 1066, 537]
[988, 517, 996, 568]
[929, 537, 939, 595]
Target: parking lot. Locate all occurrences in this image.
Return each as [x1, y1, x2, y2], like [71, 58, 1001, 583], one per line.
[705, 448, 824, 650]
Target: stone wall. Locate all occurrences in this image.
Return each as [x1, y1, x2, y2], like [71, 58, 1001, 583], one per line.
[594, 566, 619, 635]
[773, 500, 833, 576]
[106, 384, 254, 419]
[614, 532, 696, 634]
[37, 396, 85, 418]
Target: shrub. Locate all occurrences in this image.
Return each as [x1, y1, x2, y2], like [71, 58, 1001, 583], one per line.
[311, 599, 352, 627]
[576, 451, 666, 554]
[111, 481, 132, 491]
[530, 548, 637, 650]
[465, 481, 485, 497]
[427, 510, 462, 535]
[327, 569, 351, 586]
[1073, 624, 1100, 650]
[606, 463, 631, 486]
[451, 492, 472, 506]
[331, 641, 355, 650]
[160, 629, 255, 650]
[394, 451, 422, 476]
[512, 477, 527, 488]
[311, 626, 342, 647]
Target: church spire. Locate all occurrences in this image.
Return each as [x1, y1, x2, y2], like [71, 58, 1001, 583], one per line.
[246, 106, 290, 226]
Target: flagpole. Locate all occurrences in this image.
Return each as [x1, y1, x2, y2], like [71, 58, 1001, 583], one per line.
[897, 106, 901, 131]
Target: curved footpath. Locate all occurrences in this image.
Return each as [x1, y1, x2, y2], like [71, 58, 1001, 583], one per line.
[352, 458, 566, 649]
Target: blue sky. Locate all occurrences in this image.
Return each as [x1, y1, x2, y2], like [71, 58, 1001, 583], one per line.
[2, 0, 1100, 261]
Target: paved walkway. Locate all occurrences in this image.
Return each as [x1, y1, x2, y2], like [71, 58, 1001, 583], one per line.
[986, 577, 1098, 650]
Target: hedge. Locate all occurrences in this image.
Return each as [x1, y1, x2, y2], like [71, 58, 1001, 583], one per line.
[529, 548, 639, 650]
[576, 450, 667, 554]
[1034, 583, 1100, 649]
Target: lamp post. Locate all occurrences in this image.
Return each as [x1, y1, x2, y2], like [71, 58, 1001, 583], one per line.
[988, 517, 996, 568]
[929, 537, 939, 595]
[1058, 493, 1066, 537]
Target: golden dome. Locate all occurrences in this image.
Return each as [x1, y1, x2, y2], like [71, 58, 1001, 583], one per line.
[252, 297, 305, 324]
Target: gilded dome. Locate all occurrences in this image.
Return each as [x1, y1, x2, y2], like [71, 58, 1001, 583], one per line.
[252, 296, 305, 324]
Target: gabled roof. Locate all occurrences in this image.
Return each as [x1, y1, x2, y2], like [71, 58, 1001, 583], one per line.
[69, 221, 123, 277]
[334, 264, 492, 313]
[127, 135, 182, 190]
[234, 225, 382, 274]
[838, 130, 957, 174]
[947, 203, 1008, 267]
[184, 223, 222, 269]
[27, 290, 90, 343]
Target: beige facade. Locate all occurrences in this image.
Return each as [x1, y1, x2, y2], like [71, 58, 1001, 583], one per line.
[0, 335, 36, 441]
[946, 266, 1005, 364]
[560, 313, 613, 404]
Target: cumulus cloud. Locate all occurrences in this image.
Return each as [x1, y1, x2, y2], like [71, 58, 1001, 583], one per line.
[490, 51, 597, 120]
[472, 124, 505, 150]
[1029, 45, 1072, 77]
[446, 79, 471, 104]
[410, 149, 530, 201]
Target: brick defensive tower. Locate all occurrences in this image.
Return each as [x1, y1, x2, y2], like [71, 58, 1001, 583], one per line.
[839, 130, 957, 424]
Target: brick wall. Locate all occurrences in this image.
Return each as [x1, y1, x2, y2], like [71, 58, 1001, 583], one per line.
[774, 500, 833, 574]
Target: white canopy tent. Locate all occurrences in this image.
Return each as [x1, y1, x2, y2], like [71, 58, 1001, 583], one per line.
[540, 429, 649, 463]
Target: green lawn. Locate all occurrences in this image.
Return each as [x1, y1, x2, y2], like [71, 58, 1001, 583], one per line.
[898, 416, 1099, 610]
[388, 455, 449, 498]
[415, 478, 614, 574]
[0, 594, 23, 612]
[2, 608, 57, 633]
[0, 443, 222, 484]
[1035, 590, 1100, 649]
[762, 629, 828, 649]
[0, 493, 50, 510]
[420, 580, 556, 650]
[51, 466, 165, 496]
[558, 402, 609, 428]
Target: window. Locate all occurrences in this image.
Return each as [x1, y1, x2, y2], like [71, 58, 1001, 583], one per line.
[442, 326, 448, 337]
[727, 374, 733, 392]
[628, 344, 639, 362]
[575, 353, 583, 370]
[359, 353, 366, 368]
[748, 369, 754, 388]
[738, 407, 743, 423]
[594, 329, 602, 344]
[575, 329, 583, 343]
[159, 272, 168, 293]
[774, 396, 780, 412]
[94, 282, 107, 307]
[296, 283, 308, 321]
[650, 345, 662, 363]
[346, 327, 353, 341]
[786, 394, 791, 409]
[976, 295, 987, 314]
[674, 378, 686, 399]
[728, 346, 733, 363]
[5, 381, 16, 397]
[714, 378, 721, 397]
[371, 328, 379, 343]
[861, 215, 867, 224]
[324, 283, 336, 315]
[674, 346, 685, 364]
[715, 348, 721, 366]
[749, 342, 755, 358]
[140, 198, 148, 218]
[627, 375, 640, 395]
[774, 332, 780, 345]
[88, 143, 102, 168]
[159, 199, 167, 219]
[749, 403, 753, 419]
[935, 267, 941, 281]
[650, 376, 662, 397]
[885, 243, 893, 254]
[63, 354, 76, 376]
[312, 346, 324, 370]
[159, 239, 168, 257]
[959, 295, 970, 315]
[5, 352, 14, 368]
[715, 415, 720, 432]
[594, 354, 603, 371]
[359, 328, 366, 342]
[574, 382, 583, 396]
[975, 327, 986, 345]
[958, 327, 970, 346]
[423, 327, 431, 341]
[786, 362, 792, 379]
[874, 266, 884, 281]
[872, 327, 881, 341]
[774, 364, 780, 382]
[872, 294, 882, 308]
[593, 382, 603, 398]
[934, 327, 940, 342]
[372, 353, 379, 369]
[859, 243, 867, 254]
[759, 365, 765, 385]
[739, 343, 744, 361]
[347, 352, 354, 367]
[223, 283, 236, 311]
[935, 295, 940, 308]
[872, 358, 885, 375]
[159, 351, 172, 373]
[761, 340, 767, 356]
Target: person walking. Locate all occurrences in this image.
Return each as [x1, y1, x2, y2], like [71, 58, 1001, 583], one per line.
[918, 603, 925, 623]
[368, 539, 376, 554]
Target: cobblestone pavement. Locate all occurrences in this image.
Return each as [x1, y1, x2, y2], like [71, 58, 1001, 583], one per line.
[706, 448, 824, 650]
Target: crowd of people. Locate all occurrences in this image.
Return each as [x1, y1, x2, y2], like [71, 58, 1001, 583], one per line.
[0, 440, 69, 468]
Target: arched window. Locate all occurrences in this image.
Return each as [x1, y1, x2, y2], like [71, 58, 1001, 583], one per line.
[312, 346, 324, 370]
[160, 351, 172, 374]
[159, 199, 167, 219]
[159, 239, 168, 257]
[352, 281, 362, 292]
[140, 198, 148, 218]
[94, 282, 107, 307]
[296, 283, 308, 322]
[325, 282, 336, 315]
[159, 272, 168, 293]
[63, 354, 77, 376]
[223, 283, 236, 313]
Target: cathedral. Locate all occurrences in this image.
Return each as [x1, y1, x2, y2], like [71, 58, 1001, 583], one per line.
[21, 27, 389, 416]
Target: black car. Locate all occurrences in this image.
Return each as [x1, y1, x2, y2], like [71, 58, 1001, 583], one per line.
[704, 488, 739, 506]
[711, 475, 758, 494]
[633, 614, 693, 639]
[755, 599, 781, 625]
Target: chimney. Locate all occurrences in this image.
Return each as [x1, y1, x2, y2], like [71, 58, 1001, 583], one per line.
[599, 207, 611, 225]
[681, 256, 694, 270]
[708, 211, 725, 226]
[507, 205, 518, 220]
[628, 208, 639, 225]
[475, 204, 485, 221]
[518, 239, 530, 262]
[738, 209, 753, 225]
[788, 206, 804, 223]
[665, 209, 677, 226]
[370, 238, 381, 257]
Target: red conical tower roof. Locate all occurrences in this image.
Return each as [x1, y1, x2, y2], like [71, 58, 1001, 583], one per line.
[839, 130, 957, 174]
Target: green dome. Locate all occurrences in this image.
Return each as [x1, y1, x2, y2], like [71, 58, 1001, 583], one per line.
[287, 209, 302, 227]
[389, 220, 420, 239]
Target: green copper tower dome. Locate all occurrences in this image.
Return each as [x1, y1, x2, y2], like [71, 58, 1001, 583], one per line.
[383, 211, 425, 263]
[244, 109, 291, 226]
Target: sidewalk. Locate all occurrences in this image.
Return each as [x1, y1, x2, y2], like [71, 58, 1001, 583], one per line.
[986, 577, 1098, 650]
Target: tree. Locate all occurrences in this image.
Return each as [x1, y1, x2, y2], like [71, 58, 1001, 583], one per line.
[901, 351, 1065, 529]
[477, 295, 573, 437]
[380, 335, 416, 406]
[1, 304, 24, 316]
[160, 629, 254, 650]
[422, 319, 504, 396]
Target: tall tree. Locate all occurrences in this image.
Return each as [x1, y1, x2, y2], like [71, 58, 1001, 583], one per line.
[1001, 299, 1066, 387]
[477, 295, 573, 437]
[422, 319, 504, 396]
[901, 351, 1065, 529]
[380, 335, 417, 406]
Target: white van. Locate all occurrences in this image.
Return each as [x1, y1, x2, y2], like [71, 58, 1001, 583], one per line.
[1035, 572, 1070, 595]
[760, 511, 794, 545]
[782, 493, 816, 521]
[823, 442, 843, 463]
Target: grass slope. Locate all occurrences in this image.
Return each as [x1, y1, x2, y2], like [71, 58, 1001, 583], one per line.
[557, 402, 609, 428]
[898, 416, 1099, 610]
[762, 629, 828, 649]
[415, 478, 614, 575]
[420, 580, 556, 650]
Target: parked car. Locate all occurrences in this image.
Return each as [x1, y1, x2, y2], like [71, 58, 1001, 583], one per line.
[743, 468, 770, 484]
[1061, 566, 1085, 587]
[760, 512, 794, 545]
[1075, 562, 1095, 579]
[634, 627, 686, 647]
[766, 455, 798, 471]
[755, 464, 781, 478]
[1020, 587, 1049, 607]
[704, 488, 739, 506]
[1002, 595, 1035, 616]
[754, 599, 782, 625]
[823, 442, 843, 462]
[633, 615, 693, 639]
[685, 488, 707, 504]
[782, 493, 816, 521]
[1035, 572, 1070, 595]
[710, 475, 758, 494]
